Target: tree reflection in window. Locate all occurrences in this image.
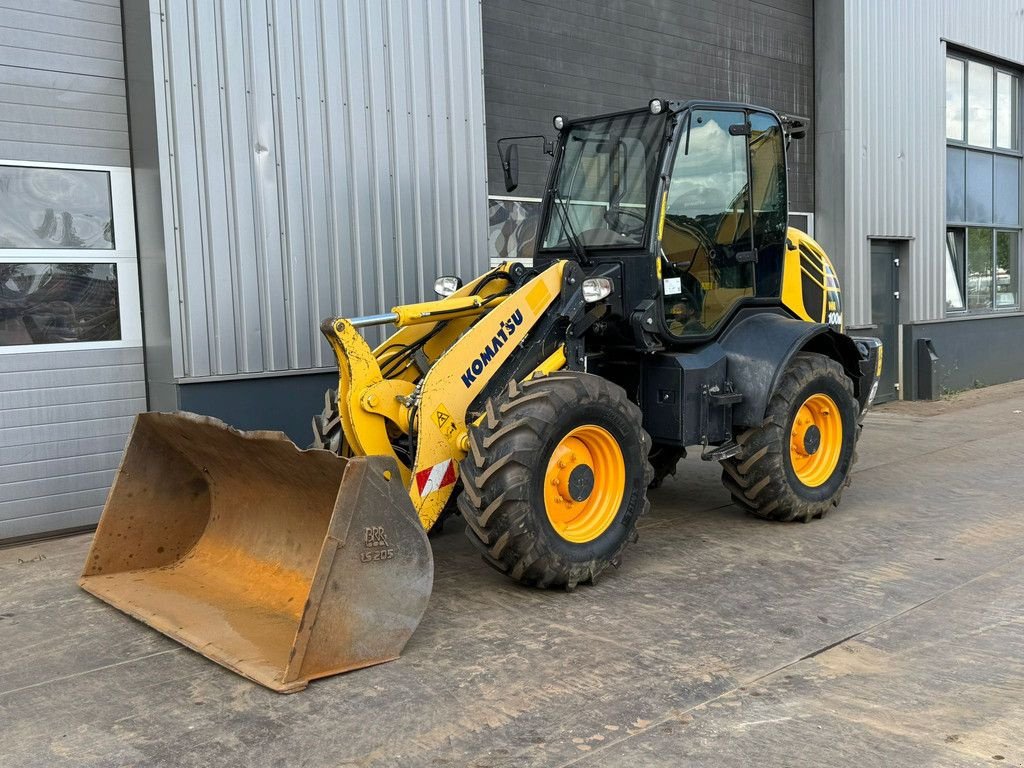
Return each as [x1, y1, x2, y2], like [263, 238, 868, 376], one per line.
[0, 263, 120, 345]
[0, 166, 114, 250]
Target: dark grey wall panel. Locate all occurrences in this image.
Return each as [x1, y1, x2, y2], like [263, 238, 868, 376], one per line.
[481, 0, 815, 212]
[903, 315, 1024, 398]
[121, 0, 177, 411]
[0, 0, 129, 166]
[0, 346, 146, 542]
[178, 371, 337, 445]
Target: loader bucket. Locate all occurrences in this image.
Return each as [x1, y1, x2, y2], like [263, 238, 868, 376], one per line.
[79, 412, 432, 693]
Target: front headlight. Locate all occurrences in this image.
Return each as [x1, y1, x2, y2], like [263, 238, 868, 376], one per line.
[582, 277, 613, 303]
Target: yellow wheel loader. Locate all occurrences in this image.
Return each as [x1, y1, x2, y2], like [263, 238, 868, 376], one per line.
[81, 99, 882, 692]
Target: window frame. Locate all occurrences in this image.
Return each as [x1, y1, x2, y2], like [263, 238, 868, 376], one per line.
[945, 51, 1023, 317]
[0, 159, 140, 354]
[946, 225, 1021, 313]
[536, 108, 668, 254]
[947, 53, 1020, 154]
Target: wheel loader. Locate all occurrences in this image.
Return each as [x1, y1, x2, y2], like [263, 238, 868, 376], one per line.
[81, 99, 882, 692]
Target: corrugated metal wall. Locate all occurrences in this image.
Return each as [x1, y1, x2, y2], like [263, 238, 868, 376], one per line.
[0, 1, 142, 542]
[151, 0, 488, 379]
[0, 348, 146, 541]
[0, 0, 129, 166]
[818, 0, 1024, 325]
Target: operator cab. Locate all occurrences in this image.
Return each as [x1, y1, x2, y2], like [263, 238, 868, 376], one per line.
[509, 100, 792, 346]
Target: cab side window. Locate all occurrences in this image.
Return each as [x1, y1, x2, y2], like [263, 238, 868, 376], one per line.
[661, 109, 755, 336]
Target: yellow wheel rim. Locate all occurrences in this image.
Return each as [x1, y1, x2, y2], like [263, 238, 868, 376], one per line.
[543, 425, 625, 543]
[789, 393, 843, 487]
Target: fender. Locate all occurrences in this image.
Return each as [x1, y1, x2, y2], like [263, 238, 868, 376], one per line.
[719, 310, 864, 428]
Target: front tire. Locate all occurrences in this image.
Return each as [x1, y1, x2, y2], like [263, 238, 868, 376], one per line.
[459, 371, 653, 589]
[720, 352, 859, 522]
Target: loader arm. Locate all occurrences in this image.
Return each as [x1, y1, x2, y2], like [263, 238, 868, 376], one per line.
[320, 261, 567, 531]
[319, 265, 517, 484]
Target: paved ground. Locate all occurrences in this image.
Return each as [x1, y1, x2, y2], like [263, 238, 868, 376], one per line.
[3, 383, 1024, 767]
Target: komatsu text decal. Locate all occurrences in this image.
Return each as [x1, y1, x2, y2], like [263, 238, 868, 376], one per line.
[460, 309, 524, 387]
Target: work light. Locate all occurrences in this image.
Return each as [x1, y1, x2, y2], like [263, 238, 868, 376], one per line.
[582, 277, 613, 302]
[434, 276, 462, 297]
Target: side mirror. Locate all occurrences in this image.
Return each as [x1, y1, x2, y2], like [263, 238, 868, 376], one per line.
[501, 143, 519, 192]
[496, 135, 554, 192]
[780, 114, 809, 143]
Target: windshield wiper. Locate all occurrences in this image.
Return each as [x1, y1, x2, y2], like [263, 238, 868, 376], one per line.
[552, 188, 590, 266]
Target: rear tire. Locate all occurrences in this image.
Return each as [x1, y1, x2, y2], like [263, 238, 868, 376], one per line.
[720, 352, 859, 522]
[648, 444, 686, 489]
[459, 371, 653, 589]
[311, 389, 345, 453]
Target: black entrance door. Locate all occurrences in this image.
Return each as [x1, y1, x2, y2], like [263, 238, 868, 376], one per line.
[870, 242, 900, 403]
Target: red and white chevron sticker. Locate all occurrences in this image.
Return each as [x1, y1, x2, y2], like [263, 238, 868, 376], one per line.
[414, 459, 456, 497]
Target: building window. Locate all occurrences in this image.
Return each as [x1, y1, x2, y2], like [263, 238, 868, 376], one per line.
[946, 227, 1019, 311]
[0, 161, 140, 353]
[488, 196, 541, 266]
[946, 53, 1021, 314]
[0, 165, 114, 250]
[0, 263, 121, 346]
[946, 58, 965, 141]
[997, 71, 1017, 149]
[945, 230, 966, 311]
[948, 58, 1017, 150]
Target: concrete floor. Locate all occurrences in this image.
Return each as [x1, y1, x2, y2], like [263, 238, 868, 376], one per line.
[3, 384, 1024, 767]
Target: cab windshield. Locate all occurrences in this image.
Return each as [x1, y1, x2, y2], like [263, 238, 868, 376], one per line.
[540, 111, 665, 250]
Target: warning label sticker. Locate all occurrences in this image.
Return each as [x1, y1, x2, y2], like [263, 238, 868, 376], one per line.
[432, 404, 457, 437]
[415, 459, 456, 497]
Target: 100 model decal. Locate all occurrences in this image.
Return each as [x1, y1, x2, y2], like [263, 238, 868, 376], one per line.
[460, 310, 524, 387]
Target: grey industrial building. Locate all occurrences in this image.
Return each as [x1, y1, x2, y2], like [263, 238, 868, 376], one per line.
[2, 0, 1022, 541]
